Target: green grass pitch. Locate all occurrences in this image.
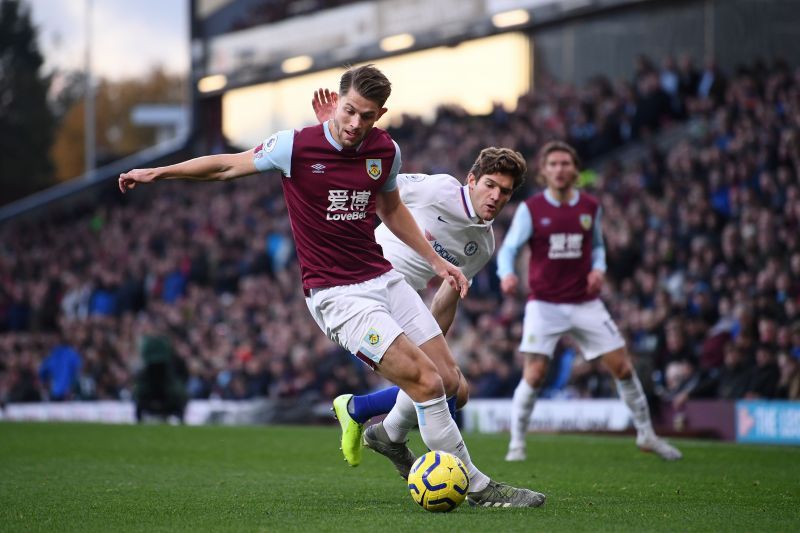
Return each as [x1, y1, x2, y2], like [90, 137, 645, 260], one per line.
[1, 422, 798, 532]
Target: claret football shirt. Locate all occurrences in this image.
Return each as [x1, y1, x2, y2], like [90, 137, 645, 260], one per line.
[253, 121, 401, 290]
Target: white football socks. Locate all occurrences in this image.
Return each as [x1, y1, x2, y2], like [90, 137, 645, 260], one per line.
[509, 378, 537, 449]
[382, 390, 417, 443]
[414, 395, 489, 492]
[615, 373, 655, 438]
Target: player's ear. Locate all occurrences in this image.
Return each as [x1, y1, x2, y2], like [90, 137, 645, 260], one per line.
[467, 173, 478, 188]
[376, 107, 388, 121]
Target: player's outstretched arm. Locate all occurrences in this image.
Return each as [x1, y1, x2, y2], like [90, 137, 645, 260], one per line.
[377, 189, 468, 298]
[430, 279, 460, 335]
[496, 202, 532, 296]
[118, 150, 257, 193]
[312, 88, 337, 123]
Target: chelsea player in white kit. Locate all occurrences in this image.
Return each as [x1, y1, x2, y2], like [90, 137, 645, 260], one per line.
[314, 83, 530, 477]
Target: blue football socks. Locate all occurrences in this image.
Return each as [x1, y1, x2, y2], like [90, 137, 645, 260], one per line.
[348, 386, 459, 424]
[349, 386, 400, 423]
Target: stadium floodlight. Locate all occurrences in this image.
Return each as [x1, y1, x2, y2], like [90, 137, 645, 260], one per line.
[380, 33, 415, 53]
[197, 74, 227, 93]
[491, 9, 530, 28]
[281, 55, 314, 74]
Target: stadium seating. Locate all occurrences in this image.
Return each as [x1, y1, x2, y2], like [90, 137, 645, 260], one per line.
[1, 56, 798, 408]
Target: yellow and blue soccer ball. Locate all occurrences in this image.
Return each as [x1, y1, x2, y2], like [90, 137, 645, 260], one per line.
[407, 451, 470, 512]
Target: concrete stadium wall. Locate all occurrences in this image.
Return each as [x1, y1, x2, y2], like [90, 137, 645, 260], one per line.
[532, 0, 800, 86]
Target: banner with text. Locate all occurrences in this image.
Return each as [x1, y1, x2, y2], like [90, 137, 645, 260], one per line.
[735, 400, 800, 445]
[462, 399, 631, 433]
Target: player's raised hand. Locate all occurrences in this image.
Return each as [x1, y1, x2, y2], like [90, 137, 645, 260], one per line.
[118, 168, 157, 193]
[500, 274, 519, 296]
[586, 269, 605, 295]
[434, 259, 468, 299]
[312, 88, 337, 123]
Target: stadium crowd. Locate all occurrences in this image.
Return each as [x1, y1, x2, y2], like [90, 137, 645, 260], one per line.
[1, 55, 799, 413]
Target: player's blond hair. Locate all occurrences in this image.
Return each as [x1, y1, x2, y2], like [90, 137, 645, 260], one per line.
[468, 147, 527, 190]
[535, 141, 580, 187]
[339, 64, 392, 107]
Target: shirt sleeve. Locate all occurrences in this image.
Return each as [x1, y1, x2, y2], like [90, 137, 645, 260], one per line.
[380, 140, 402, 192]
[394, 173, 451, 207]
[496, 202, 533, 278]
[591, 205, 607, 272]
[253, 129, 294, 175]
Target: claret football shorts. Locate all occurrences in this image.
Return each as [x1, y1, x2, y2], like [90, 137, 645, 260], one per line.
[304, 269, 442, 367]
[519, 299, 626, 360]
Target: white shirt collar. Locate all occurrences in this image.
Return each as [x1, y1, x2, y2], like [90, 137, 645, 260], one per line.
[460, 185, 493, 226]
[544, 188, 580, 207]
[323, 120, 364, 151]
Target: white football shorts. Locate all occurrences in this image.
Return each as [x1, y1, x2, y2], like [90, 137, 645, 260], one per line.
[304, 269, 442, 367]
[518, 299, 626, 360]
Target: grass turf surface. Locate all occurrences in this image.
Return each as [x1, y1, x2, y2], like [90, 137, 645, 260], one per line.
[1, 422, 798, 532]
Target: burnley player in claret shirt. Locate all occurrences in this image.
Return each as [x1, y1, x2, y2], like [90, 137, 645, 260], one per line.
[119, 65, 547, 508]
[497, 140, 682, 462]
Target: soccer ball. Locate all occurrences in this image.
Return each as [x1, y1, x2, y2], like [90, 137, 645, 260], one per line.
[407, 451, 470, 512]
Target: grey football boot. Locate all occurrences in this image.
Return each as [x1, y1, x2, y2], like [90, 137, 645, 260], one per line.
[362, 421, 417, 480]
[467, 480, 547, 508]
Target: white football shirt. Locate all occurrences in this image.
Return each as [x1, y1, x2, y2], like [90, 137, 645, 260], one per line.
[375, 173, 495, 291]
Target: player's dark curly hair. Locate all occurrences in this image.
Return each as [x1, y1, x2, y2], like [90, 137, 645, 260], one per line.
[339, 64, 392, 107]
[468, 147, 527, 190]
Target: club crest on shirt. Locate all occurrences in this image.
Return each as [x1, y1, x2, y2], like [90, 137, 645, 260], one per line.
[364, 328, 381, 347]
[580, 214, 592, 230]
[464, 241, 478, 256]
[367, 159, 382, 180]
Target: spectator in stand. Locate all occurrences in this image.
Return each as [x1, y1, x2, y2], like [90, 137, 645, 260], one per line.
[38, 333, 82, 401]
[0, 56, 798, 415]
[745, 344, 780, 399]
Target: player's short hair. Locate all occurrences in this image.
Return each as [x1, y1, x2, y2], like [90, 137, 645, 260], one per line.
[537, 141, 581, 168]
[339, 64, 392, 107]
[535, 141, 581, 186]
[469, 147, 527, 190]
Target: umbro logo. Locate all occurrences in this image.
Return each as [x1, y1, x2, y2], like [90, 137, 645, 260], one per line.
[311, 163, 326, 174]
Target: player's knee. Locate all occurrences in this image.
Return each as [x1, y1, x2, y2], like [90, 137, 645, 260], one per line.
[440, 364, 460, 398]
[455, 377, 470, 410]
[524, 355, 549, 388]
[417, 370, 445, 400]
[603, 349, 632, 379]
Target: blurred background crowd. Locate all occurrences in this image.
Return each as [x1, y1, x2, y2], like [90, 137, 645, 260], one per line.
[2, 53, 799, 415]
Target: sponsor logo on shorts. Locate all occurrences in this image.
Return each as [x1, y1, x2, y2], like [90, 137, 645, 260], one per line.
[364, 328, 381, 346]
[464, 241, 478, 256]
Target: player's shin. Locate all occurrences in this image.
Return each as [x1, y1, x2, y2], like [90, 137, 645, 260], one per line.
[382, 389, 418, 442]
[414, 395, 490, 491]
[615, 372, 654, 438]
[509, 378, 538, 451]
[351, 386, 401, 424]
